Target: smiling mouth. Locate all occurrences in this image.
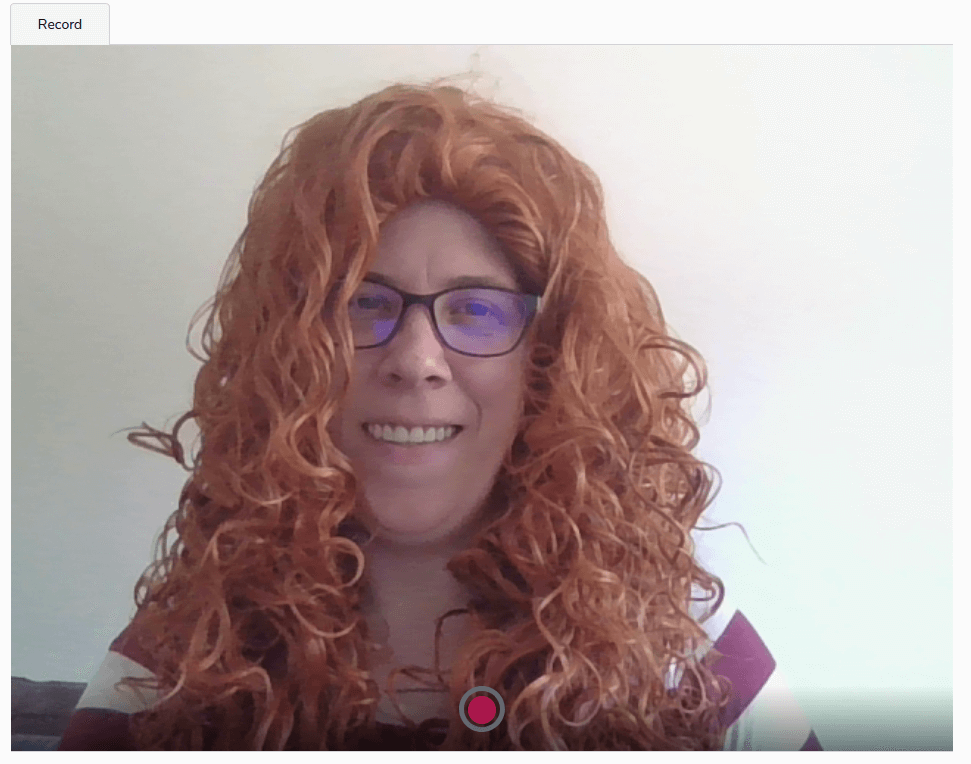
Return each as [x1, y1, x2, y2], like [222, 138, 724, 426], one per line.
[362, 423, 464, 445]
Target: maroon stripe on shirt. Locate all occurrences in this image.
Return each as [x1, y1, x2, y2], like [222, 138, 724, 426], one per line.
[707, 611, 777, 728]
[801, 729, 823, 750]
[57, 708, 135, 751]
[110, 626, 157, 672]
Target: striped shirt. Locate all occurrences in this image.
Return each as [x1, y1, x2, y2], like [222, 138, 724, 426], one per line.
[59, 595, 822, 750]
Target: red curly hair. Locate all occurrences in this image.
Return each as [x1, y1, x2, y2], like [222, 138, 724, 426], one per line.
[121, 78, 736, 750]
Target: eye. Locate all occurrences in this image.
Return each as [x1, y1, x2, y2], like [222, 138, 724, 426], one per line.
[462, 301, 492, 317]
[455, 298, 500, 315]
[349, 290, 398, 316]
[354, 296, 386, 311]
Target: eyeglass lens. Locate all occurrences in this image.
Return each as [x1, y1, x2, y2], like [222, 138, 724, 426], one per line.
[349, 281, 530, 356]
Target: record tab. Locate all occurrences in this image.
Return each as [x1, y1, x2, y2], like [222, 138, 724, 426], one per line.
[11, 4, 109, 45]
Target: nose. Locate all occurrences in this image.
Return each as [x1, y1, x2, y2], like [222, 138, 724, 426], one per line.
[377, 303, 452, 384]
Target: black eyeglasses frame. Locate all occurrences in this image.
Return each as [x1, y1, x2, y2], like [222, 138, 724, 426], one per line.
[350, 278, 543, 358]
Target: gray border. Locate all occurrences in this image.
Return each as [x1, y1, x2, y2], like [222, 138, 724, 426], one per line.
[458, 686, 505, 732]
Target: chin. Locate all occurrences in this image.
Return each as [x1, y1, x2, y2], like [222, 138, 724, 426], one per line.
[366, 502, 474, 545]
[375, 514, 453, 540]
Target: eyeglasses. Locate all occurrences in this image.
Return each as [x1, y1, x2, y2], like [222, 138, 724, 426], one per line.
[348, 279, 542, 358]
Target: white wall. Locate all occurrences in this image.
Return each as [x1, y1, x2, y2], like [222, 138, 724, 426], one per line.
[11, 45, 951, 749]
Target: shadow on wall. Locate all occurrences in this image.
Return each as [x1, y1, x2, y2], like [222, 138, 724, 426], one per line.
[11, 676, 86, 751]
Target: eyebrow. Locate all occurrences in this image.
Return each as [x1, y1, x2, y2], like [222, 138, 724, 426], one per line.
[364, 271, 517, 291]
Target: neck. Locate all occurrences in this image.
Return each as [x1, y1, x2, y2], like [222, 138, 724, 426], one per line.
[364, 524, 476, 610]
[362, 537, 481, 725]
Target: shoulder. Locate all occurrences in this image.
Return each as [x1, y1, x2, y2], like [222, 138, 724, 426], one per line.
[74, 626, 164, 714]
[699, 595, 823, 751]
[58, 626, 164, 750]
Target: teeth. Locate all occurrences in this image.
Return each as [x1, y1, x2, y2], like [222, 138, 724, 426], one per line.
[366, 424, 458, 444]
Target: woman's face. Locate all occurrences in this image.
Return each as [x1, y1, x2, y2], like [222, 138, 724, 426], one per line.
[329, 199, 529, 546]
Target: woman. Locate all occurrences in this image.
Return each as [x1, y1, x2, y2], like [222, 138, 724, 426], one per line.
[60, 81, 821, 750]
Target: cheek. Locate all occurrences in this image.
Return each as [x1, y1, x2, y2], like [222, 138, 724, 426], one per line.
[326, 361, 364, 446]
[474, 361, 527, 434]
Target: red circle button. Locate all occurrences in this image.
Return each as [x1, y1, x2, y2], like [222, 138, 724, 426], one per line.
[467, 695, 497, 725]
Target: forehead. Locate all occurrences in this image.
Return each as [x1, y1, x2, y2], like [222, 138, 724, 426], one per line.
[373, 200, 519, 290]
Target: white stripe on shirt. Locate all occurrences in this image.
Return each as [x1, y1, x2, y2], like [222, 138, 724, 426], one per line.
[75, 650, 163, 714]
[722, 666, 813, 751]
